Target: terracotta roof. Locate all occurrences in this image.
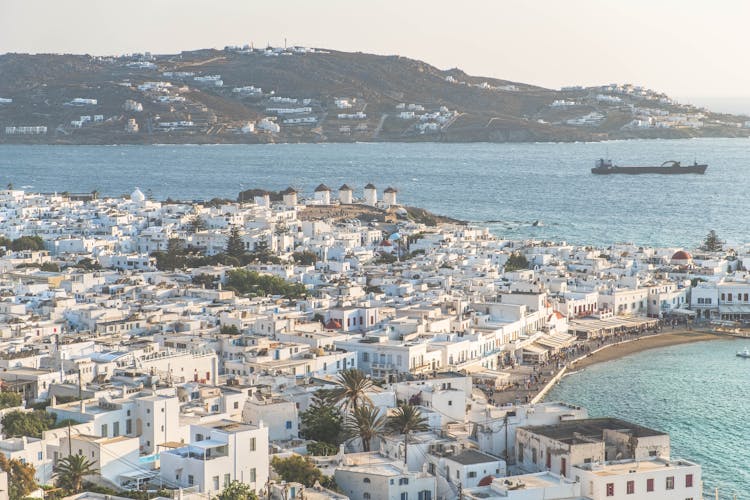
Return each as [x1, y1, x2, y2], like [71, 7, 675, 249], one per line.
[324, 319, 342, 330]
[671, 250, 692, 261]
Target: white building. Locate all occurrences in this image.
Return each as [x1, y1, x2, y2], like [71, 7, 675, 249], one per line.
[160, 420, 269, 496]
[314, 184, 331, 205]
[335, 453, 436, 500]
[364, 183, 377, 207]
[339, 184, 354, 204]
[383, 187, 397, 206]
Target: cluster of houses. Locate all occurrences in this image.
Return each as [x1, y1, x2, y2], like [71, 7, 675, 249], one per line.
[396, 104, 457, 134]
[0, 185, 741, 498]
[546, 83, 749, 131]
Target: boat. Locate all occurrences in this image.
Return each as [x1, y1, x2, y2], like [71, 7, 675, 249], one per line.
[736, 348, 750, 358]
[591, 159, 708, 175]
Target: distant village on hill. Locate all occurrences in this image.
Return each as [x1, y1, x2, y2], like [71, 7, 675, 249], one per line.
[1, 46, 749, 144]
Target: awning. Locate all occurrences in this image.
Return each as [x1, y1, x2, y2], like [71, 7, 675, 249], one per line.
[668, 309, 697, 317]
[120, 469, 159, 480]
[190, 439, 226, 449]
[719, 305, 750, 314]
[523, 343, 550, 355]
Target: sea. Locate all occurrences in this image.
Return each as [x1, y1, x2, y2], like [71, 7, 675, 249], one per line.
[2, 138, 750, 494]
[548, 338, 750, 498]
[1, 137, 749, 247]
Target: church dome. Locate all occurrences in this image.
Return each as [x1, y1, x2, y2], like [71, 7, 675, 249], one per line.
[671, 250, 692, 262]
[131, 187, 146, 203]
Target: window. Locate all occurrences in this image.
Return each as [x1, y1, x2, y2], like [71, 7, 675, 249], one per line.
[363, 478, 371, 483]
[364, 494, 371, 500]
[37, 452, 43, 460]
[126, 419, 132, 434]
[647, 478, 654, 492]
[233, 401, 239, 410]
[188, 475, 194, 486]
[250, 468, 257, 482]
[286, 421, 293, 429]
[518, 444, 524, 463]
[101, 424, 108, 437]
[213, 476, 219, 491]
[606, 483, 614, 497]
[531, 447, 537, 464]
[250, 437, 256, 451]
[400, 494, 408, 500]
[649, 450, 657, 457]
[224, 474, 231, 488]
[113, 422, 120, 437]
[686, 474, 693, 487]
[468, 471, 477, 478]
[666, 476, 674, 490]
[399, 478, 409, 485]
[363, 353, 369, 362]
[196, 433, 204, 442]
[627, 480, 635, 494]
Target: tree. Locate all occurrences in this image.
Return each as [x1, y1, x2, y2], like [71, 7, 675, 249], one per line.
[187, 214, 207, 233]
[153, 237, 186, 271]
[226, 226, 246, 259]
[504, 252, 529, 272]
[701, 230, 723, 252]
[292, 250, 318, 266]
[75, 257, 101, 270]
[271, 455, 327, 488]
[219, 325, 240, 335]
[192, 273, 217, 289]
[300, 390, 343, 445]
[11, 235, 45, 252]
[1, 410, 55, 438]
[215, 480, 258, 500]
[54, 454, 99, 493]
[0, 236, 11, 252]
[345, 404, 386, 452]
[333, 369, 374, 414]
[40, 262, 60, 272]
[387, 404, 428, 464]
[0, 453, 36, 500]
[225, 269, 306, 298]
[0, 392, 22, 409]
[306, 441, 339, 456]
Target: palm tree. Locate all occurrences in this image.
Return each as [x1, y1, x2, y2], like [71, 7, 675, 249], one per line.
[387, 404, 429, 465]
[333, 368, 373, 413]
[345, 404, 386, 452]
[54, 454, 99, 493]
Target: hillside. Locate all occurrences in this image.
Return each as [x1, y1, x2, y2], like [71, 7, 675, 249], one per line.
[0, 46, 748, 144]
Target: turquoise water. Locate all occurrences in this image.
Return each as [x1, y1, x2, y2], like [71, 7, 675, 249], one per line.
[1, 138, 749, 246]
[547, 338, 750, 498]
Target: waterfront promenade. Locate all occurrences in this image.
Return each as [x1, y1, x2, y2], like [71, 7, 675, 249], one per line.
[488, 324, 723, 406]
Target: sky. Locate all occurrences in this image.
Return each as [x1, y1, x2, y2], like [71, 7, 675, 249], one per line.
[2, 0, 750, 112]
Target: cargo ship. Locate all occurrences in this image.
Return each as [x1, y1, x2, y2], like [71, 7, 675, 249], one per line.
[591, 159, 708, 175]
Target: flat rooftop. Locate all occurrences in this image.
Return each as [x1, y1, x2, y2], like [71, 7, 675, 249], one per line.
[578, 458, 698, 477]
[448, 449, 502, 466]
[521, 417, 666, 442]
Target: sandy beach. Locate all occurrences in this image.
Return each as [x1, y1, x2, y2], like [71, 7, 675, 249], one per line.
[569, 330, 725, 370]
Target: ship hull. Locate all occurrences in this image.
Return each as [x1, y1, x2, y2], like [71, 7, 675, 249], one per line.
[591, 164, 707, 175]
